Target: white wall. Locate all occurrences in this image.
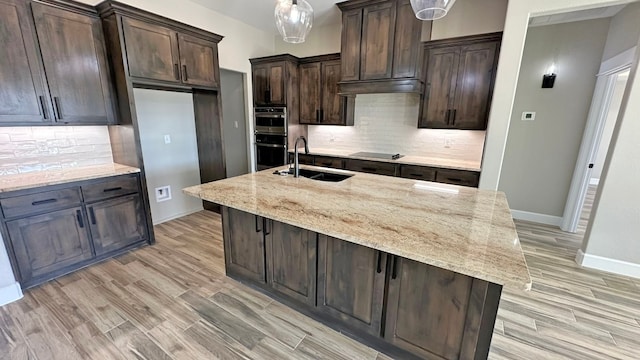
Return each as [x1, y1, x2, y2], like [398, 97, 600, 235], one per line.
[220, 69, 250, 178]
[275, 23, 342, 57]
[498, 18, 610, 218]
[591, 71, 629, 182]
[0, 233, 22, 306]
[308, 94, 485, 163]
[430, 0, 508, 40]
[134, 89, 203, 224]
[601, 2, 640, 61]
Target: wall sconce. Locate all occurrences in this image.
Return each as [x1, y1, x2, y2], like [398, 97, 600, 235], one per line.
[542, 63, 556, 88]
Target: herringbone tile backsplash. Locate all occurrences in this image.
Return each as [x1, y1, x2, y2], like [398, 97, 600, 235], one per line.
[0, 126, 113, 175]
[308, 93, 485, 163]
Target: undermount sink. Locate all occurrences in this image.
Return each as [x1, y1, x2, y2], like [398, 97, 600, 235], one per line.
[275, 168, 353, 182]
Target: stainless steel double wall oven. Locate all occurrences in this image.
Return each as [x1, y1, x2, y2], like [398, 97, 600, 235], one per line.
[254, 107, 288, 170]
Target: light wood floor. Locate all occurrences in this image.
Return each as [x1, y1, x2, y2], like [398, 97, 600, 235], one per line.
[1, 191, 639, 359]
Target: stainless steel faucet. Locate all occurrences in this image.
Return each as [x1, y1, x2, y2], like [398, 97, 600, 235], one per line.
[293, 136, 309, 178]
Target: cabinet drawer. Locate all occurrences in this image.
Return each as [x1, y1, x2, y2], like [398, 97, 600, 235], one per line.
[1, 188, 81, 219]
[435, 169, 480, 187]
[314, 156, 344, 169]
[345, 159, 397, 176]
[82, 175, 139, 202]
[288, 153, 314, 165]
[399, 165, 436, 181]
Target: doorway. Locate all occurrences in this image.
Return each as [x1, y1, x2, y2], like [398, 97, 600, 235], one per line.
[220, 69, 250, 178]
[561, 47, 634, 233]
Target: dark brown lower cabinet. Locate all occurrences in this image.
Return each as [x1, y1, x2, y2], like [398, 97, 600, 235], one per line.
[317, 234, 387, 336]
[265, 219, 317, 305]
[221, 207, 266, 283]
[6, 206, 92, 284]
[87, 194, 147, 256]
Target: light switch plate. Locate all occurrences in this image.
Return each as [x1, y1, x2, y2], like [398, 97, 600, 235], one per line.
[522, 112, 536, 121]
[164, 135, 171, 144]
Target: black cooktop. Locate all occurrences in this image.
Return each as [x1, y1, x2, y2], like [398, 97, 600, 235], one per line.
[349, 152, 404, 160]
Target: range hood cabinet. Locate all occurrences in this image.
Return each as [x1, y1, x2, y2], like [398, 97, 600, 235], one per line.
[337, 0, 424, 95]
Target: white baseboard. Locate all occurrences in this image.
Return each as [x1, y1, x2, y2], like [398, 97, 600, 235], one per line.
[510, 210, 563, 227]
[0, 282, 23, 307]
[576, 249, 640, 279]
[152, 207, 203, 225]
[589, 178, 600, 186]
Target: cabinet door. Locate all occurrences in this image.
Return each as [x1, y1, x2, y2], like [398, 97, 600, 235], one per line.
[32, 2, 115, 124]
[320, 60, 343, 125]
[360, 2, 396, 80]
[299, 62, 321, 124]
[265, 219, 317, 305]
[122, 17, 180, 84]
[268, 62, 286, 105]
[385, 257, 474, 360]
[452, 41, 499, 130]
[344, 159, 397, 176]
[221, 207, 266, 283]
[420, 46, 460, 128]
[87, 194, 147, 256]
[392, 0, 422, 79]
[340, 8, 362, 82]
[7, 207, 92, 284]
[0, 0, 51, 123]
[317, 235, 387, 336]
[178, 33, 219, 88]
[252, 64, 269, 105]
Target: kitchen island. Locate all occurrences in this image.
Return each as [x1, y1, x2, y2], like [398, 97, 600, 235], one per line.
[184, 166, 531, 360]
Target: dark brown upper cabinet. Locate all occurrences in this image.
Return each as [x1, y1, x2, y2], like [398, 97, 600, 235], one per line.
[0, 0, 116, 126]
[120, 15, 220, 90]
[250, 55, 299, 107]
[299, 54, 354, 126]
[337, 0, 423, 95]
[420, 33, 502, 130]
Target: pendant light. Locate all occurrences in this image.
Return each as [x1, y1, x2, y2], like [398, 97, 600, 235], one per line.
[410, 0, 457, 20]
[275, 0, 314, 44]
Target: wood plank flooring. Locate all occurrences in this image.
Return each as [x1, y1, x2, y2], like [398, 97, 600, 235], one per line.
[1, 188, 639, 359]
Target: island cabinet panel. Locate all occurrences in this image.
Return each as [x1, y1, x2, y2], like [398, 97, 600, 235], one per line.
[6, 207, 93, 284]
[87, 194, 147, 256]
[317, 235, 387, 336]
[221, 207, 266, 283]
[265, 219, 317, 305]
[0, 0, 51, 124]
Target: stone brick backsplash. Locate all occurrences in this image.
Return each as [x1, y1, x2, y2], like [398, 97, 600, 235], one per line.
[308, 93, 486, 163]
[0, 126, 113, 175]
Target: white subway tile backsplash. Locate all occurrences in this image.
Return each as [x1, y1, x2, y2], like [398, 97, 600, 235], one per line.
[308, 93, 485, 163]
[0, 126, 113, 175]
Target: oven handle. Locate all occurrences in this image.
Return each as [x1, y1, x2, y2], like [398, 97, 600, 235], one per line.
[255, 114, 285, 118]
[254, 131, 287, 136]
[256, 143, 286, 148]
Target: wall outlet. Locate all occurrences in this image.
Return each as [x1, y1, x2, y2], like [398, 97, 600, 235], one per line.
[234, 121, 239, 129]
[521, 112, 536, 121]
[155, 186, 171, 202]
[164, 134, 171, 144]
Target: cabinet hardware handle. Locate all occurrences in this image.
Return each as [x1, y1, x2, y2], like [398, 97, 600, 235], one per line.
[31, 198, 57, 206]
[362, 167, 377, 172]
[76, 210, 84, 228]
[265, 89, 271, 103]
[451, 109, 457, 125]
[255, 215, 262, 233]
[182, 65, 188, 82]
[316, 109, 320, 123]
[174, 64, 180, 80]
[322, 162, 332, 166]
[39, 96, 48, 120]
[447, 178, 463, 182]
[376, 251, 382, 273]
[103, 187, 122, 192]
[89, 207, 97, 225]
[264, 219, 272, 236]
[445, 109, 451, 125]
[319, 109, 324, 122]
[53, 97, 63, 120]
[410, 173, 424, 177]
[391, 255, 399, 279]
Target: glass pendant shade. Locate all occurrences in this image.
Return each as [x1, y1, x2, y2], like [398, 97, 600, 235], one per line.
[275, 0, 313, 44]
[410, 0, 457, 20]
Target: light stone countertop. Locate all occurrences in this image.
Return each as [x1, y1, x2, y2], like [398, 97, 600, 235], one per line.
[184, 166, 531, 290]
[0, 163, 141, 193]
[288, 148, 482, 172]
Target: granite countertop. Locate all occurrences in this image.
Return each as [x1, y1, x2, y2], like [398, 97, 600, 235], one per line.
[0, 163, 141, 193]
[288, 148, 482, 172]
[184, 166, 531, 290]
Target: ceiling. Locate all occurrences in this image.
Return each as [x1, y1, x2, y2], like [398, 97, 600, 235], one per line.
[190, 0, 343, 34]
[529, 4, 626, 27]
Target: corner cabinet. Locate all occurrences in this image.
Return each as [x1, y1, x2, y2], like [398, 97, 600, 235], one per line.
[0, 174, 150, 289]
[0, 0, 117, 126]
[420, 33, 502, 130]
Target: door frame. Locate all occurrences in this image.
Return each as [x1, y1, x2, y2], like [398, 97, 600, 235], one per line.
[561, 46, 635, 233]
